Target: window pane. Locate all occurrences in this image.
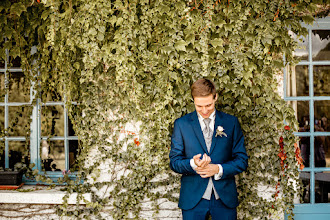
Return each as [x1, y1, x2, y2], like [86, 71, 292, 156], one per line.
[315, 100, 330, 132]
[0, 141, 4, 169]
[314, 136, 329, 168]
[8, 72, 30, 102]
[293, 32, 309, 61]
[8, 106, 32, 136]
[288, 101, 309, 132]
[286, 65, 309, 97]
[9, 141, 29, 169]
[300, 136, 311, 167]
[69, 140, 78, 171]
[0, 72, 4, 102]
[41, 105, 64, 136]
[314, 65, 330, 96]
[68, 116, 76, 136]
[10, 56, 21, 68]
[312, 30, 330, 61]
[299, 172, 311, 203]
[315, 172, 330, 203]
[41, 83, 63, 102]
[41, 140, 64, 171]
[68, 105, 80, 136]
[0, 107, 4, 133]
[0, 59, 4, 68]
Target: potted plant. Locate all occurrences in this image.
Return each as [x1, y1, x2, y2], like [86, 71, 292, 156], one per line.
[0, 162, 25, 186]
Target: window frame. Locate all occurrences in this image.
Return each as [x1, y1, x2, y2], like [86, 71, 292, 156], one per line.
[284, 16, 330, 206]
[0, 49, 78, 184]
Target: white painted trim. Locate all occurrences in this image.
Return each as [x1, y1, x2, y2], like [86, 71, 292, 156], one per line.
[0, 186, 91, 205]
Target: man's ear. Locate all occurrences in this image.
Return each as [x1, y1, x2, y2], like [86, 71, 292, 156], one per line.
[214, 93, 218, 101]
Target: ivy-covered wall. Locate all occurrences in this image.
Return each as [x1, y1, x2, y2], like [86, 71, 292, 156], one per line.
[1, 0, 328, 219]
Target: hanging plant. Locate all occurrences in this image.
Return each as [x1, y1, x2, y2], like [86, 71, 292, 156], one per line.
[0, 0, 328, 219]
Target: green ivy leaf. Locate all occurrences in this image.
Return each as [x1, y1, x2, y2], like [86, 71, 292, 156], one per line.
[174, 40, 187, 51]
[10, 3, 26, 17]
[1, 0, 316, 219]
[301, 15, 315, 24]
[210, 38, 224, 47]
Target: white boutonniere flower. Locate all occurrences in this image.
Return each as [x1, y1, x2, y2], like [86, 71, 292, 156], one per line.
[215, 126, 227, 137]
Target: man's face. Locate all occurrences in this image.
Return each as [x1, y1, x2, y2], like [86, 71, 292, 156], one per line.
[194, 94, 217, 118]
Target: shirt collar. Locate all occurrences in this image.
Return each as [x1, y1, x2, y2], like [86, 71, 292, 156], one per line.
[197, 109, 216, 121]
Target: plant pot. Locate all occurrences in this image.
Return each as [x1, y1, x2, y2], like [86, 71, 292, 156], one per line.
[0, 170, 23, 185]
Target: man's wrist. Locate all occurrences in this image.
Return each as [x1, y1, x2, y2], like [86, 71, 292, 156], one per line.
[214, 164, 223, 180]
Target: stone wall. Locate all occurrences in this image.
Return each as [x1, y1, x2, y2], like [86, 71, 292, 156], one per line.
[0, 201, 181, 220]
[0, 204, 59, 220]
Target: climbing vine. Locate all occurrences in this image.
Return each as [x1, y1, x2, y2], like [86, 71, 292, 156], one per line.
[0, 0, 329, 219]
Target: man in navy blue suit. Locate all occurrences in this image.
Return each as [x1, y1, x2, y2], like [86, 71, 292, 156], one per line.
[169, 79, 248, 219]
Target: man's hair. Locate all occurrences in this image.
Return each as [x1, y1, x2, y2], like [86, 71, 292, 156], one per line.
[191, 78, 217, 99]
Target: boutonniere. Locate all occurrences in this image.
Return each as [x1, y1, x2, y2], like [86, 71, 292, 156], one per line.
[215, 126, 227, 137]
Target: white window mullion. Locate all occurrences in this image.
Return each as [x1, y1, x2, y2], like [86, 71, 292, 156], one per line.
[29, 77, 40, 170]
[4, 49, 8, 168]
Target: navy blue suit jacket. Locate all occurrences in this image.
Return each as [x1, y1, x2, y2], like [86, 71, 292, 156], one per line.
[169, 110, 248, 210]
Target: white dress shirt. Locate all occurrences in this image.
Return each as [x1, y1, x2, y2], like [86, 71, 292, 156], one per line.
[190, 110, 223, 180]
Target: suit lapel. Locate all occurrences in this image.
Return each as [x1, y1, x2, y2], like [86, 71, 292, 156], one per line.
[190, 111, 208, 153]
[209, 110, 223, 155]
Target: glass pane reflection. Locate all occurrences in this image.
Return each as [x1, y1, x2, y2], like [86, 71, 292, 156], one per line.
[41, 83, 63, 102]
[315, 100, 330, 132]
[41, 140, 64, 171]
[0, 73, 4, 102]
[69, 140, 79, 170]
[8, 106, 32, 136]
[314, 66, 330, 96]
[314, 136, 330, 168]
[8, 72, 30, 102]
[300, 137, 311, 167]
[10, 56, 21, 68]
[315, 172, 330, 203]
[299, 172, 311, 203]
[288, 101, 309, 132]
[9, 141, 29, 169]
[292, 32, 309, 60]
[41, 105, 64, 136]
[68, 117, 76, 136]
[312, 30, 330, 61]
[0, 59, 4, 68]
[286, 65, 309, 97]
[0, 141, 4, 169]
[0, 107, 4, 134]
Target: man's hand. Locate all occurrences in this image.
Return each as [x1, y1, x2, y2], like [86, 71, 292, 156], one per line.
[195, 164, 219, 178]
[193, 153, 211, 168]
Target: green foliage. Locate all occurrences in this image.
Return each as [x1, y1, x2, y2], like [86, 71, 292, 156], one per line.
[0, 0, 325, 219]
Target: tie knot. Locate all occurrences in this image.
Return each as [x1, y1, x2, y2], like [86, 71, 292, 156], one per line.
[203, 118, 211, 126]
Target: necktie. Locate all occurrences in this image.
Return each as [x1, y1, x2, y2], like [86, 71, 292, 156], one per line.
[201, 117, 219, 200]
[203, 118, 212, 152]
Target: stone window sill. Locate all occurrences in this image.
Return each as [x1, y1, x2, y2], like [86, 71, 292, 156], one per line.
[0, 185, 91, 204]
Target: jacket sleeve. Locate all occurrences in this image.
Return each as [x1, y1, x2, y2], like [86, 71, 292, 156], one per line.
[169, 119, 196, 175]
[221, 117, 248, 179]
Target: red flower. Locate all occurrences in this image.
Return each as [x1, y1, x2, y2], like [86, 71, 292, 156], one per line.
[134, 138, 140, 146]
[279, 136, 283, 143]
[278, 151, 287, 161]
[279, 136, 284, 149]
[284, 126, 290, 131]
[300, 164, 305, 170]
[294, 142, 305, 170]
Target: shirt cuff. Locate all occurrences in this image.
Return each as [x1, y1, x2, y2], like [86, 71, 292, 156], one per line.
[190, 159, 197, 170]
[214, 164, 223, 180]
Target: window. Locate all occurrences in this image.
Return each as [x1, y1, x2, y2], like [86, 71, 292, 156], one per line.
[0, 50, 78, 183]
[285, 17, 330, 213]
